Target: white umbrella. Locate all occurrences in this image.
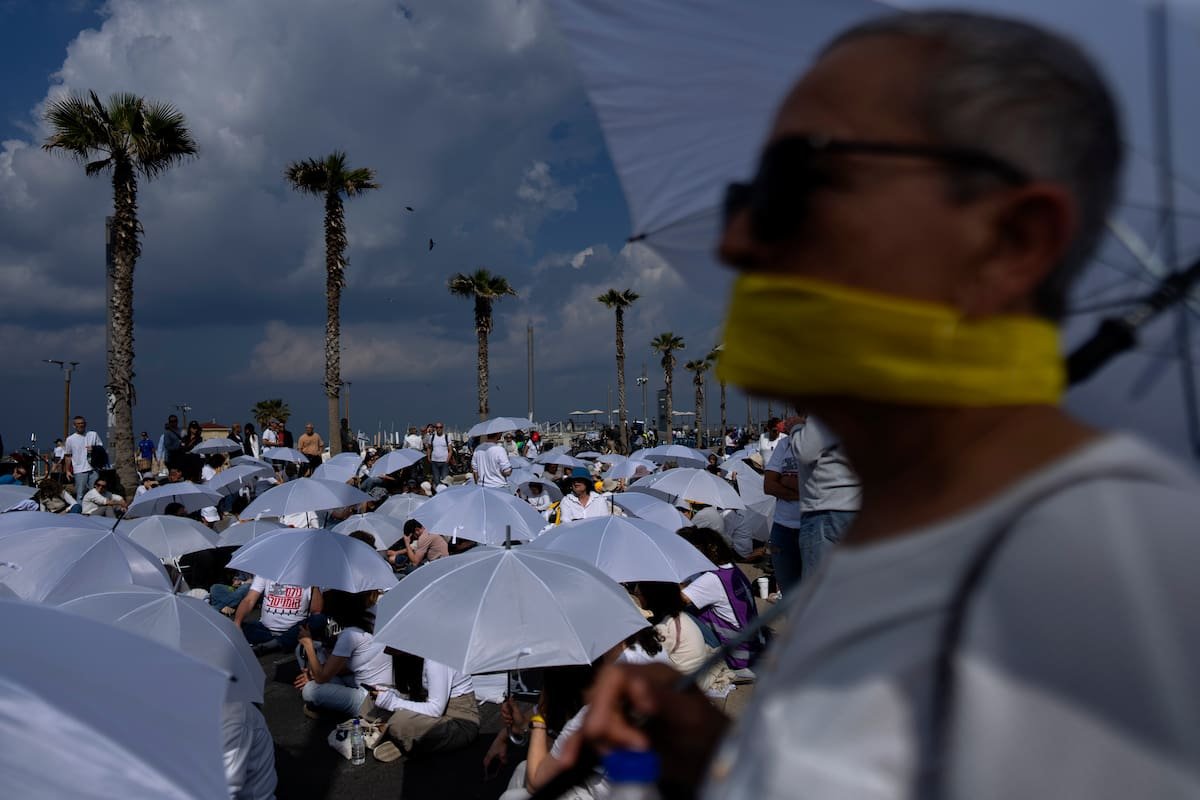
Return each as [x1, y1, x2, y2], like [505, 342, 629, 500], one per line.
[58, 587, 265, 703]
[511, 472, 563, 503]
[576, 450, 603, 460]
[0, 527, 170, 603]
[604, 459, 658, 481]
[190, 437, 244, 455]
[640, 444, 709, 468]
[629, 467, 746, 510]
[124, 482, 222, 519]
[596, 453, 628, 465]
[508, 454, 532, 469]
[722, 447, 760, 465]
[416, 484, 548, 545]
[227, 528, 399, 592]
[331, 513, 405, 550]
[376, 493, 429, 522]
[466, 416, 532, 438]
[239, 478, 371, 519]
[536, 452, 589, 469]
[116, 516, 221, 561]
[524, 515, 717, 583]
[217, 519, 288, 549]
[373, 546, 649, 674]
[312, 452, 362, 483]
[0, 511, 110, 534]
[0, 484, 36, 509]
[231, 455, 271, 470]
[611, 492, 691, 532]
[0, 598, 229, 800]
[262, 446, 309, 464]
[205, 463, 273, 496]
[369, 449, 426, 477]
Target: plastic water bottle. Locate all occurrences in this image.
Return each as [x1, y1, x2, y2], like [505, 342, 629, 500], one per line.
[603, 749, 661, 800]
[350, 719, 366, 765]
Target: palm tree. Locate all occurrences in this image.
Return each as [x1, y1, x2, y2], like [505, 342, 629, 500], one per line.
[285, 151, 379, 456]
[710, 346, 728, 454]
[252, 399, 292, 432]
[43, 91, 197, 491]
[448, 269, 518, 420]
[685, 357, 712, 447]
[650, 332, 686, 444]
[597, 288, 639, 453]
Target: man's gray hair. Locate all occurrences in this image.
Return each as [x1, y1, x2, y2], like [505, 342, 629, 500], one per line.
[826, 11, 1123, 319]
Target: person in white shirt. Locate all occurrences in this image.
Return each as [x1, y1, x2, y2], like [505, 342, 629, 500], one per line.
[364, 651, 479, 762]
[793, 415, 860, 582]
[756, 417, 782, 466]
[221, 702, 277, 800]
[471, 433, 513, 488]
[295, 589, 392, 717]
[763, 420, 805, 591]
[232, 574, 322, 654]
[63, 415, 102, 498]
[404, 427, 424, 451]
[523, 437, 539, 458]
[557, 468, 611, 522]
[555, 13, 1200, 800]
[81, 478, 126, 517]
[426, 422, 453, 485]
[260, 423, 279, 448]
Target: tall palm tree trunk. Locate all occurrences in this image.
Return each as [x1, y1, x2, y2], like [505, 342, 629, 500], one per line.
[719, 381, 727, 455]
[663, 365, 674, 444]
[615, 308, 628, 453]
[476, 297, 490, 420]
[695, 382, 704, 448]
[108, 160, 139, 492]
[324, 190, 345, 456]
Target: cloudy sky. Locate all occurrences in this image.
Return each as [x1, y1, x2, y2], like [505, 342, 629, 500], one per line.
[0, 0, 745, 447]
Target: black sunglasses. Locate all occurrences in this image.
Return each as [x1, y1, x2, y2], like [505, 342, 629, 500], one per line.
[723, 134, 1030, 242]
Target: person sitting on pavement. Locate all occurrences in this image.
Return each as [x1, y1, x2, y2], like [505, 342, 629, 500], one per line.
[385, 518, 448, 571]
[81, 477, 127, 517]
[557, 468, 611, 523]
[34, 477, 77, 513]
[294, 589, 392, 719]
[362, 649, 480, 763]
[631, 580, 735, 695]
[678, 526, 764, 674]
[232, 572, 323, 655]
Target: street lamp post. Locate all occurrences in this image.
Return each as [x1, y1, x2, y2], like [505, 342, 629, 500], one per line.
[44, 359, 80, 440]
[635, 368, 649, 428]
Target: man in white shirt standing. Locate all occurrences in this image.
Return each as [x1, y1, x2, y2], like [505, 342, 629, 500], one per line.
[426, 422, 453, 486]
[63, 415, 101, 498]
[756, 417, 782, 464]
[404, 427, 424, 451]
[793, 416, 860, 582]
[763, 422, 805, 592]
[471, 433, 512, 488]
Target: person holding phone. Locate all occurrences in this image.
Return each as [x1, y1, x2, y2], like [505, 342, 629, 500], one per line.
[293, 589, 390, 718]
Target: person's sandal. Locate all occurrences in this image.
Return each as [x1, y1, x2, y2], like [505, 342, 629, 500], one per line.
[372, 741, 403, 763]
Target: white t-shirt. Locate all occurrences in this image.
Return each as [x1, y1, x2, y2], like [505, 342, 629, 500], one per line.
[53, 446, 65, 461]
[64, 431, 101, 474]
[249, 576, 311, 633]
[81, 489, 122, 515]
[794, 417, 861, 513]
[757, 433, 781, 465]
[261, 429, 278, 447]
[332, 627, 393, 688]
[221, 702, 277, 800]
[404, 434, 424, 451]
[524, 440, 539, 458]
[428, 433, 451, 463]
[374, 659, 473, 717]
[558, 491, 611, 523]
[682, 567, 737, 627]
[202, 464, 217, 482]
[764, 436, 803, 528]
[471, 444, 512, 488]
[704, 434, 1200, 800]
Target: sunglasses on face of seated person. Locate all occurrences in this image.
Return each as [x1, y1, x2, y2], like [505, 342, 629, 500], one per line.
[722, 133, 1030, 243]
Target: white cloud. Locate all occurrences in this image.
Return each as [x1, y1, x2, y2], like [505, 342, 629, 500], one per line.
[570, 246, 594, 269]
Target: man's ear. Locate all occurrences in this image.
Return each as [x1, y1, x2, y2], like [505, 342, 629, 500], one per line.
[962, 183, 1076, 316]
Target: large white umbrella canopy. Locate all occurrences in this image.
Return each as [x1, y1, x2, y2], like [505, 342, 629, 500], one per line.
[331, 513, 405, 550]
[416, 484, 548, 545]
[376, 493, 429, 523]
[508, 454, 533, 470]
[611, 492, 691, 532]
[231, 455, 272, 470]
[630, 467, 746, 510]
[467, 416, 532, 438]
[0, 511, 110, 534]
[262, 446, 309, 464]
[190, 437, 244, 455]
[239, 478, 370, 519]
[116, 516, 221, 561]
[58, 587, 265, 703]
[227, 528, 399, 592]
[596, 453, 628, 465]
[369, 449, 426, 477]
[0, 528, 170, 603]
[125, 482, 223, 519]
[312, 454, 362, 483]
[374, 546, 649, 674]
[510, 470, 563, 503]
[0, 598, 229, 800]
[205, 463, 273, 496]
[0, 484, 36, 509]
[640, 444, 709, 468]
[217, 519, 288, 549]
[536, 452, 589, 469]
[604, 459, 658, 481]
[525, 515, 717, 583]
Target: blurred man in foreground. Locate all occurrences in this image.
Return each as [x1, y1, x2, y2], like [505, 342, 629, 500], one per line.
[561, 11, 1200, 799]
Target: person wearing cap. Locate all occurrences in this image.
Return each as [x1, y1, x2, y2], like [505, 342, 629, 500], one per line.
[135, 472, 159, 497]
[558, 467, 612, 523]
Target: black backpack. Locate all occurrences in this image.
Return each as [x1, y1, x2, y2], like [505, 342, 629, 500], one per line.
[88, 444, 110, 470]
